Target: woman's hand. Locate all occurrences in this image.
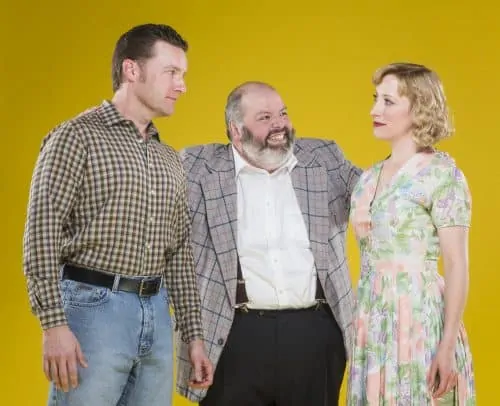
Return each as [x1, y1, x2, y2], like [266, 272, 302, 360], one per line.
[427, 343, 458, 399]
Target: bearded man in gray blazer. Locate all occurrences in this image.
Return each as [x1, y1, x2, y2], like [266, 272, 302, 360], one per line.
[176, 81, 361, 406]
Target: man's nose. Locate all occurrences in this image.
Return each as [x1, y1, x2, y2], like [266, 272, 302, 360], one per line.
[271, 115, 285, 129]
[175, 78, 187, 94]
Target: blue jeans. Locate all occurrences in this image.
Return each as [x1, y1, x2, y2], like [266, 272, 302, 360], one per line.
[48, 278, 173, 406]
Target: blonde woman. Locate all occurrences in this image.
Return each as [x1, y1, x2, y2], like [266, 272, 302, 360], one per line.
[347, 63, 476, 405]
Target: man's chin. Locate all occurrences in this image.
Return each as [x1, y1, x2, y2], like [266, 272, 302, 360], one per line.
[157, 104, 175, 117]
[163, 108, 174, 117]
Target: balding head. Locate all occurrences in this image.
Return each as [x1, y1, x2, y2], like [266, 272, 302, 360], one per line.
[224, 81, 277, 140]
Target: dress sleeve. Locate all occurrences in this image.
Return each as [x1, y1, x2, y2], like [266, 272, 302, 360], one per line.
[430, 166, 472, 228]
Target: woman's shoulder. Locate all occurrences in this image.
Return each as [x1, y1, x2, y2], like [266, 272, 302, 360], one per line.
[428, 150, 465, 174]
[430, 150, 457, 167]
[426, 151, 469, 188]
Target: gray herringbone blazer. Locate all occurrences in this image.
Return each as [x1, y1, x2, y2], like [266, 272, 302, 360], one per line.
[176, 138, 361, 403]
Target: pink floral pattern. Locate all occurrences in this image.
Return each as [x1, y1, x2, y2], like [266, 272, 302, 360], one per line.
[347, 152, 476, 405]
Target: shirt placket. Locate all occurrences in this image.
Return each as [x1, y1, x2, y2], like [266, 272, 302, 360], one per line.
[271, 172, 286, 305]
[139, 137, 156, 275]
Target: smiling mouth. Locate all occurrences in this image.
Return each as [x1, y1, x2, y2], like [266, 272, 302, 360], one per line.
[268, 132, 287, 142]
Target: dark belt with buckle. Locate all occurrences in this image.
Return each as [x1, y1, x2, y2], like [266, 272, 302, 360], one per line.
[61, 264, 162, 297]
[235, 301, 328, 315]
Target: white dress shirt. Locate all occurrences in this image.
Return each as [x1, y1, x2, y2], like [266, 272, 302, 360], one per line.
[233, 147, 317, 309]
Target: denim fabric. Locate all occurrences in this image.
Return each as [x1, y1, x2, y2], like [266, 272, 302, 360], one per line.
[48, 279, 173, 406]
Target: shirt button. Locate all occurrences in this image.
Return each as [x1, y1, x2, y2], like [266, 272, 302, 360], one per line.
[217, 338, 224, 346]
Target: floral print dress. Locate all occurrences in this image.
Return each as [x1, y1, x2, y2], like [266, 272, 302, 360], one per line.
[347, 151, 476, 405]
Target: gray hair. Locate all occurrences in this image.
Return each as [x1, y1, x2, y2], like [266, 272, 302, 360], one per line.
[224, 81, 276, 140]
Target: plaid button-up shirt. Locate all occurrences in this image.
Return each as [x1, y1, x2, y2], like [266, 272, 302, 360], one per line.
[23, 100, 203, 343]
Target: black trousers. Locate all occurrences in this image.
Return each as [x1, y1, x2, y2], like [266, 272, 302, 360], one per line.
[200, 304, 346, 406]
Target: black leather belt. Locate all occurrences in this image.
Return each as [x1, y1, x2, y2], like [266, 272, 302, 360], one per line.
[62, 264, 162, 297]
[235, 302, 328, 315]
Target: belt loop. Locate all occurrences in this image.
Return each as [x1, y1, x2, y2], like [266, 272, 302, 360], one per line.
[112, 275, 120, 292]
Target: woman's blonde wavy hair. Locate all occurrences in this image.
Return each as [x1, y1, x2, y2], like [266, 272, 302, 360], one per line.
[372, 62, 454, 148]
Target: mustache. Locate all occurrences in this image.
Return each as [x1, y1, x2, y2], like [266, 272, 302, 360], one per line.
[240, 125, 295, 151]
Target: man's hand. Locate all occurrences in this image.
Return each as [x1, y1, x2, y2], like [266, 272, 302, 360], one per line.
[187, 339, 213, 389]
[43, 325, 88, 392]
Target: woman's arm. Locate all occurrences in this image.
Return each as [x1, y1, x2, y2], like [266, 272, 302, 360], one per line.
[438, 226, 470, 351]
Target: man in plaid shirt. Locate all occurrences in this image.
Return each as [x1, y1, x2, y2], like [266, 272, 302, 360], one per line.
[23, 23, 213, 406]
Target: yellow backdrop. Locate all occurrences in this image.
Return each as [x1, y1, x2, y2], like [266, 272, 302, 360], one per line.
[2, 1, 498, 404]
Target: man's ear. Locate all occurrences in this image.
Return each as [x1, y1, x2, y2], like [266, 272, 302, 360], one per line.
[229, 122, 242, 141]
[122, 59, 141, 84]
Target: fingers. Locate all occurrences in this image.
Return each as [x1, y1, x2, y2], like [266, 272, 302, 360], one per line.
[67, 355, 79, 390]
[49, 359, 62, 389]
[76, 341, 88, 368]
[194, 360, 203, 383]
[188, 362, 202, 388]
[43, 331, 87, 393]
[49, 360, 60, 390]
[432, 372, 448, 399]
[433, 370, 457, 399]
[43, 358, 51, 382]
[187, 341, 213, 389]
[65, 341, 87, 390]
[198, 358, 214, 387]
[188, 358, 214, 389]
[59, 358, 71, 393]
[427, 360, 438, 390]
[47, 356, 73, 392]
[444, 371, 458, 396]
[204, 359, 214, 386]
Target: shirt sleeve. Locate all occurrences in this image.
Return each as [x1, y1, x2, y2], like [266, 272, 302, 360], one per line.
[430, 165, 472, 229]
[23, 122, 87, 330]
[163, 169, 204, 344]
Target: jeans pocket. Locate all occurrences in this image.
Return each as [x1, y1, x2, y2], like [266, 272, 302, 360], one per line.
[60, 279, 111, 308]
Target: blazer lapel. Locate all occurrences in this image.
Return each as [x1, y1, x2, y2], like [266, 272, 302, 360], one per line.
[200, 146, 239, 307]
[291, 146, 330, 278]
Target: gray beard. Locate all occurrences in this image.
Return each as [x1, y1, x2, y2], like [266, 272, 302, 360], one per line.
[239, 127, 295, 171]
